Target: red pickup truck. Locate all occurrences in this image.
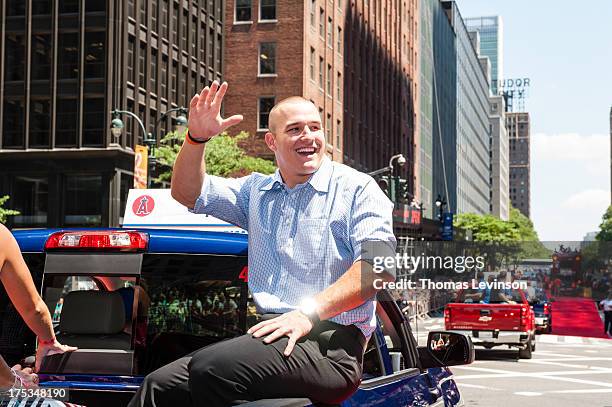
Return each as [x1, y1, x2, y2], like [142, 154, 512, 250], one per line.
[444, 287, 536, 359]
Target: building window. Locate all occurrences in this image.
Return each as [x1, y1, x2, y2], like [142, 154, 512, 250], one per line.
[319, 8, 324, 37]
[171, 60, 178, 102]
[32, 0, 52, 15]
[336, 119, 341, 147]
[151, 0, 157, 28]
[258, 97, 275, 130]
[180, 66, 188, 105]
[309, 47, 315, 80]
[64, 175, 102, 226]
[259, 0, 276, 21]
[29, 99, 51, 147]
[161, 0, 168, 37]
[337, 72, 341, 101]
[138, 42, 146, 87]
[55, 98, 78, 147]
[318, 57, 324, 88]
[259, 43, 276, 75]
[83, 98, 105, 146]
[2, 99, 25, 147]
[127, 0, 135, 17]
[12, 176, 48, 227]
[31, 34, 52, 80]
[58, 32, 79, 79]
[327, 17, 332, 47]
[235, 0, 251, 22]
[171, 3, 178, 45]
[181, 11, 188, 50]
[161, 55, 168, 96]
[326, 64, 332, 94]
[191, 16, 197, 56]
[7, 0, 26, 15]
[84, 31, 105, 79]
[151, 48, 158, 91]
[59, 0, 79, 13]
[215, 33, 222, 69]
[326, 114, 332, 141]
[207, 28, 214, 67]
[337, 26, 342, 52]
[127, 36, 135, 83]
[5, 33, 26, 82]
[139, 0, 147, 25]
[310, 0, 316, 27]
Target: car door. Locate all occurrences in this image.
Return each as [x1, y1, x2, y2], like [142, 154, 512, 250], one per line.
[345, 291, 439, 406]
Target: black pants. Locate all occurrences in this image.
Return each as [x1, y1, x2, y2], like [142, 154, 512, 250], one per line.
[605, 311, 612, 335]
[128, 321, 365, 407]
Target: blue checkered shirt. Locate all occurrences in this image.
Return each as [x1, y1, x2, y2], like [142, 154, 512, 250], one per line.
[192, 157, 396, 337]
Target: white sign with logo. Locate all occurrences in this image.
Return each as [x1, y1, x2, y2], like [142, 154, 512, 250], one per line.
[122, 189, 246, 234]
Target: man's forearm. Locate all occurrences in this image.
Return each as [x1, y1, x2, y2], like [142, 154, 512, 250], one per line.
[313, 260, 393, 321]
[170, 139, 207, 209]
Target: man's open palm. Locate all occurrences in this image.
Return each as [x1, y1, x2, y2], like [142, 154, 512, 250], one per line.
[188, 81, 243, 140]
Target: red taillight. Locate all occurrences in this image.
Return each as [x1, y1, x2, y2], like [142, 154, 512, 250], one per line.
[520, 306, 530, 329]
[444, 307, 450, 327]
[544, 303, 551, 314]
[45, 231, 148, 251]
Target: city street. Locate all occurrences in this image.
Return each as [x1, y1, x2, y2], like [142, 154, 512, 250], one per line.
[412, 317, 612, 407]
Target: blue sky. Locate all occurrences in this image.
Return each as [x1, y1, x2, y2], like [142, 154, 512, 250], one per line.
[456, 0, 612, 241]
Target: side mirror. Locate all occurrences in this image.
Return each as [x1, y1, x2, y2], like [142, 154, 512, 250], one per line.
[418, 331, 475, 369]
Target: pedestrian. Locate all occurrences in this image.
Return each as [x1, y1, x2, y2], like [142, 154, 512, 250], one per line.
[0, 224, 77, 396]
[600, 291, 612, 337]
[129, 81, 396, 407]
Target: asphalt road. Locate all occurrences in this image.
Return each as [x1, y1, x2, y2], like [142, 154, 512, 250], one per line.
[411, 316, 612, 407]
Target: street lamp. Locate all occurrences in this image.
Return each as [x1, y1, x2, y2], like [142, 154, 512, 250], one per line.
[435, 194, 447, 221]
[111, 107, 188, 188]
[368, 153, 406, 177]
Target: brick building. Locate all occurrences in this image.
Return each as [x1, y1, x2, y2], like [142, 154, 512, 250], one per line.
[506, 112, 530, 218]
[223, 0, 419, 196]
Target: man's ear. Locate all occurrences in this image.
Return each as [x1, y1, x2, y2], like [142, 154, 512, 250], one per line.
[264, 132, 277, 152]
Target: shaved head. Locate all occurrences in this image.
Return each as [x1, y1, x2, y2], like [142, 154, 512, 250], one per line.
[268, 97, 317, 134]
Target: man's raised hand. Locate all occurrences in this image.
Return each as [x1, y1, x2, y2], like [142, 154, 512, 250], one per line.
[188, 81, 243, 141]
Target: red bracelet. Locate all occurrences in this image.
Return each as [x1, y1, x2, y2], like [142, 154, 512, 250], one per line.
[38, 338, 56, 345]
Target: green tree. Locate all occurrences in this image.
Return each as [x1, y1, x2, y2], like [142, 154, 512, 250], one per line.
[0, 195, 20, 224]
[595, 205, 612, 241]
[154, 130, 276, 183]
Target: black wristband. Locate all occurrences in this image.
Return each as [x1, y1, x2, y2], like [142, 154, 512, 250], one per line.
[186, 131, 212, 144]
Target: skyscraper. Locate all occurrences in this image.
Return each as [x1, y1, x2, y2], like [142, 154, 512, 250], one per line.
[506, 112, 531, 218]
[0, 0, 223, 228]
[443, 1, 491, 216]
[489, 95, 509, 220]
[464, 15, 503, 95]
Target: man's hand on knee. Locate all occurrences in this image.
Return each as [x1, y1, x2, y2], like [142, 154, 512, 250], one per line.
[247, 311, 313, 357]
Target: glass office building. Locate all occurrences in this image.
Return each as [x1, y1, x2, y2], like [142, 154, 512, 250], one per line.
[0, 0, 224, 228]
[464, 16, 503, 95]
[442, 1, 490, 216]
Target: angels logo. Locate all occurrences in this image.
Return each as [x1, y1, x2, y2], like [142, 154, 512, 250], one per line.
[132, 195, 155, 217]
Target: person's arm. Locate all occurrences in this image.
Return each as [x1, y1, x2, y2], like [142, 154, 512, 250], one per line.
[249, 178, 396, 355]
[0, 224, 77, 372]
[171, 80, 243, 209]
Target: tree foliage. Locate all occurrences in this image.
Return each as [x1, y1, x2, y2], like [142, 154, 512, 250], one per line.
[453, 206, 550, 264]
[596, 205, 612, 241]
[0, 195, 20, 224]
[154, 130, 276, 183]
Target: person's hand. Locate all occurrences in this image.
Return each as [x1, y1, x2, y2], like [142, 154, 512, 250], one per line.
[10, 364, 39, 389]
[35, 339, 78, 373]
[247, 310, 313, 357]
[187, 81, 243, 141]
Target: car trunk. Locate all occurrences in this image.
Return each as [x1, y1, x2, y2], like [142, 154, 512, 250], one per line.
[446, 303, 524, 331]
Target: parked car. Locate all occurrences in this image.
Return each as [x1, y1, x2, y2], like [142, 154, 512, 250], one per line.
[1, 228, 475, 406]
[445, 286, 536, 359]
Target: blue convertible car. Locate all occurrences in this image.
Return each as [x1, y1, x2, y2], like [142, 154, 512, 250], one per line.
[1, 229, 474, 406]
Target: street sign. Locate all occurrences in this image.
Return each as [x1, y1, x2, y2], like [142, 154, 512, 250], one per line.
[441, 212, 453, 241]
[393, 203, 422, 226]
[122, 189, 246, 234]
[134, 145, 148, 189]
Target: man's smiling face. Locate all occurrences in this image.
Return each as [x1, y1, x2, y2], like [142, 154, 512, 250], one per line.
[265, 99, 326, 186]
